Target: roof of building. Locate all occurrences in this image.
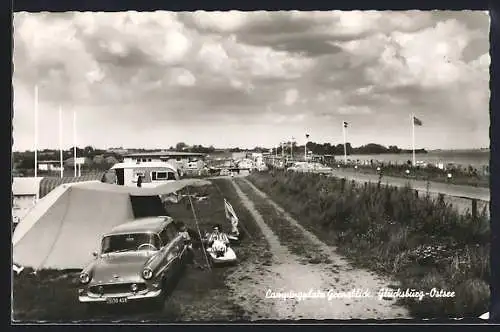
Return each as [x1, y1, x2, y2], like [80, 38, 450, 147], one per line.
[37, 160, 61, 164]
[125, 151, 206, 158]
[105, 216, 172, 236]
[110, 161, 178, 170]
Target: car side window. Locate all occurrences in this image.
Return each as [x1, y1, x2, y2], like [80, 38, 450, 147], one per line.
[166, 224, 178, 240]
[159, 228, 171, 247]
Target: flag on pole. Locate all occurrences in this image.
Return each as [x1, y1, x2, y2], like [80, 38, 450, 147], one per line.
[224, 198, 239, 235]
[343, 121, 348, 128]
[413, 116, 423, 126]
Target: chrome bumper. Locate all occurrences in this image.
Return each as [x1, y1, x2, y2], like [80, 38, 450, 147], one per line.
[78, 289, 162, 303]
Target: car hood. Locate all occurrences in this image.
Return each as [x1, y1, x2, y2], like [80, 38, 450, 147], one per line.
[90, 252, 155, 284]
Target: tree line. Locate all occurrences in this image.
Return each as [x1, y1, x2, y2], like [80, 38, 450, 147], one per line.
[276, 142, 427, 156]
[13, 142, 426, 171]
[13, 146, 121, 171]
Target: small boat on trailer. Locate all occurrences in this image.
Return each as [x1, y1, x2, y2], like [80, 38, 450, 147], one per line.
[205, 240, 238, 265]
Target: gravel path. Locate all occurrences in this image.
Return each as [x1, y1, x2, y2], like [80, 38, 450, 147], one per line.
[228, 178, 410, 320]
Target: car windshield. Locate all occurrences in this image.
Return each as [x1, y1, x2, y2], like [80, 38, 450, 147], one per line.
[101, 233, 161, 254]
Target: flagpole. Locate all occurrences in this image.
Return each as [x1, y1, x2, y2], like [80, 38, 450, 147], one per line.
[304, 137, 307, 162]
[343, 122, 347, 164]
[73, 110, 77, 177]
[304, 135, 309, 162]
[59, 105, 63, 178]
[34, 85, 38, 179]
[412, 114, 416, 167]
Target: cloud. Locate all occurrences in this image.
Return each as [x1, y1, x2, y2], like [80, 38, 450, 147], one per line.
[12, 11, 490, 150]
[284, 89, 299, 106]
[171, 68, 197, 87]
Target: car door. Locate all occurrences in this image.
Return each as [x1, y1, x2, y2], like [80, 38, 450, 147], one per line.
[158, 227, 177, 282]
[165, 224, 184, 264]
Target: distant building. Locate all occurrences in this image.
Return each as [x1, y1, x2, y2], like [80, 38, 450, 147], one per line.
[122, 151, 206, 172]
[106, 148, 130, 155]
[232, 152, 246, 160]
[64, 157, 92, 167]
[37, 160, 64, 172]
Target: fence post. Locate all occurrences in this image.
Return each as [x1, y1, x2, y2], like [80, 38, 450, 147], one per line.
[471, 199, 478, 219]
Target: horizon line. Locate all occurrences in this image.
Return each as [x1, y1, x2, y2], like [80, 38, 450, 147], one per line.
[12, 144, 490, 153]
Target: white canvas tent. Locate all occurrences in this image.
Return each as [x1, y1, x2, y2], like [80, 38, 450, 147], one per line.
[12, 178, 210, 270]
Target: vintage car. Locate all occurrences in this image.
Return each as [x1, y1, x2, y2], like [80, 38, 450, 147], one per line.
[309, 162, 333, 174]
[286, 162, 332, 174]
[286, 162, 309, 172]
[78, 216, 188, 309]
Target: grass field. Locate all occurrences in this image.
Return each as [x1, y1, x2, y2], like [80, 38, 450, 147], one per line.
[12, 179, 271, 322]
[247, 170, 490, 319]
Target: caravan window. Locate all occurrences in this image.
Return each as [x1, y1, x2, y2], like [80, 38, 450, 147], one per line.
[156, 172, 168, 180]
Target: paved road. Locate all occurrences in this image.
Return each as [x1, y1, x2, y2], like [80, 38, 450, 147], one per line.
[328, 169, 490, 202]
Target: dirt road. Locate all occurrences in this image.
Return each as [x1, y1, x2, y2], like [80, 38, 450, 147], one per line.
[227, 178, 410, 320]
[329, 169, 489, 201]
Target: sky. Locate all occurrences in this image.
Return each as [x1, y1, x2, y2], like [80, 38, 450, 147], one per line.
[12, 10, 490, 151]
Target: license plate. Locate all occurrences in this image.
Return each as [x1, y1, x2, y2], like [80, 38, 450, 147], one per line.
[106, 297, 128, 304]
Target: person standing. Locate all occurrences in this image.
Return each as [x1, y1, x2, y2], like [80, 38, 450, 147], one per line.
[177, 222, 203, 269]
[137, 175, 142, 188]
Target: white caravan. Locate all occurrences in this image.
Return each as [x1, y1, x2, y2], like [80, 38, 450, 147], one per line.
[110, 161, 180, 188]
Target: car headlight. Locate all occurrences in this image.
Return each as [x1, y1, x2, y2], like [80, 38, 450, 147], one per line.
[79, 272, 91, 284]
[142, 268, 153, 280]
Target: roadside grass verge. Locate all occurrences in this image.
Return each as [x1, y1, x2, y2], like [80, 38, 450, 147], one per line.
[12, 181, 260, 322]
[234, 178, 331, 265]
[247, 170, 490, 319]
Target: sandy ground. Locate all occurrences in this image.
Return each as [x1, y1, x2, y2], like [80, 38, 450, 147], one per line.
[226, 178, 410, 320]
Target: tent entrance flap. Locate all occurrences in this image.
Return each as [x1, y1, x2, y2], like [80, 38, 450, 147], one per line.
[130, 195, 165, 218]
